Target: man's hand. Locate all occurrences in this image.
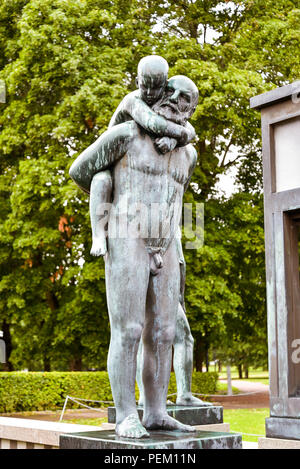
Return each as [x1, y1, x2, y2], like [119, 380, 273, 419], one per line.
[154, 136, 178, 154]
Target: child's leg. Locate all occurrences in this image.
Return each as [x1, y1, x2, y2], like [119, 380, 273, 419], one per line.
[89, 170, 112, 256]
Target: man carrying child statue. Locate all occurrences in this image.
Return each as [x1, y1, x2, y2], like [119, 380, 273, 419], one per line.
[69, 55, 209, 439]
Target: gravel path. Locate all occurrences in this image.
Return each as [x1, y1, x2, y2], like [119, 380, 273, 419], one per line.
[212, 379, 269, 409]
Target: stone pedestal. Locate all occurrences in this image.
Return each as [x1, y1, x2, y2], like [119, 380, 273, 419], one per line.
[108, 405, 223, 426]
[60, 429, 242, 450]
[259, 437, 300, 449]
[250, 83, 300, 443]
[265, 416, 300, 440]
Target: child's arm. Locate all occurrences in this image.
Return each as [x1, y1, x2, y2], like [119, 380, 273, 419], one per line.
[154, 122, 196, 154]
[109, 92, 190, 143]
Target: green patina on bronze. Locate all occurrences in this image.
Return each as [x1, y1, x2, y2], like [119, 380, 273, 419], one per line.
[69, 56, 203, 439]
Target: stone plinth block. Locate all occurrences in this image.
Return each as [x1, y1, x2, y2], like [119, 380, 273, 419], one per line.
[0, 417, 101, 448]
[60, 429, 242, 450]
[259, 437, 300, 449]
[266, 417, 300, 440]
[108, 405, 223, 426]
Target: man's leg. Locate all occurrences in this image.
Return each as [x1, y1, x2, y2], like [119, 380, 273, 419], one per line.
[105, 237, 150, 438]
[89, 170, 112, 257]
[136, 339, 145, 406]
[174, 304, 212, 406]
[142, 240, 195, 432]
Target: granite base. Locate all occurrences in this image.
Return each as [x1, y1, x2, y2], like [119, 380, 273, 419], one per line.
[259, 437, 300, 449]
[107, 405, 223, 426]
[266, 417, 300, 440]
[60, 429, 242, 450]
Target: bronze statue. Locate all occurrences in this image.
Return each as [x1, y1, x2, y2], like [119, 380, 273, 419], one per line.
[70, 56, 202, 438]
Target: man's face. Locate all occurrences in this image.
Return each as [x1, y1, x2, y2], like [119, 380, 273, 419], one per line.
[152, 76, 198, 124]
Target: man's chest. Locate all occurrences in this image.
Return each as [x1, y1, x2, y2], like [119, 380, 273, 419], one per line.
[124, 134, 191, 185]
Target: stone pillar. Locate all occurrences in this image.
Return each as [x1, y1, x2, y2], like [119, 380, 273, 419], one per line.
[250, 81, 300, 441]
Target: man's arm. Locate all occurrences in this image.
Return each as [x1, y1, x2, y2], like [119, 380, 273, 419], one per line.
[184, 145, 197, 193]
[177, 146, 197, 309]
[175, 225, 186, 310]
[69, 122, 136, 193]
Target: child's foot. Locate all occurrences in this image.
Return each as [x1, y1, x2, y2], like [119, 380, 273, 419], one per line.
[90, 237, 107, 257]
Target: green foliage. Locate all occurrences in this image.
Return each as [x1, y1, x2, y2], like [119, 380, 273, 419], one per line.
[0, 0, 299, 372]
[168, 371, 218, 402]
[0, 371, 218, 412]
[0, 371, 113, 412]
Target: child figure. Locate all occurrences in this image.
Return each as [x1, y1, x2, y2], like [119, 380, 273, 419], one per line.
[71, 55, 196, 256]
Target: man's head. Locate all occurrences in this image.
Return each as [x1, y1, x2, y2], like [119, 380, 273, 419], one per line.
[152, 75, 199, 125]
[136, 55, 169, 105]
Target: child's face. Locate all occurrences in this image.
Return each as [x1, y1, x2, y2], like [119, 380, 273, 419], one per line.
[137, 73, 167, 105]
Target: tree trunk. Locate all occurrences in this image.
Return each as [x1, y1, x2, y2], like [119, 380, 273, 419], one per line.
[238, 364, 243, 379]
[69, 357, 82, 371]
[227, 366, 232, 395]
[244, 365, 249, 379]
[194, 335, 205, 372]
[2, 320, 13, 371]
[43, 356, 51, 372]
[205, 344, 209, 372]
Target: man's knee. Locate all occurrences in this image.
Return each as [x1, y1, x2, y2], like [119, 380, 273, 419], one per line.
[144, 324, 175, 346]
[113, 322, 143, 345]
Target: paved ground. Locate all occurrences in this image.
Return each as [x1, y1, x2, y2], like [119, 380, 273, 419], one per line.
[212, 379, 269, 409]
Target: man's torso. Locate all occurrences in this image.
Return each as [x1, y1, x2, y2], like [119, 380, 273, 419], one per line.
[109, 124, 196, 251]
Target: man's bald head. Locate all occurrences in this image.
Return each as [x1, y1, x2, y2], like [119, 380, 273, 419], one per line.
[153, 75, 199, 125]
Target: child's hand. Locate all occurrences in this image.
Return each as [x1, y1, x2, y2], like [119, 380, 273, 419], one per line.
[178, 127, 190, 146]
[154, 136, 177, 154]
[178, 125, 196, 146]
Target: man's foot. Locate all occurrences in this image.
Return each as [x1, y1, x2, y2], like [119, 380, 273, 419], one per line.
[90, 237, 107, 257]
[115, 413, 150, 439]
[176, 394, 213, 407]
[143, 413, 196, 432]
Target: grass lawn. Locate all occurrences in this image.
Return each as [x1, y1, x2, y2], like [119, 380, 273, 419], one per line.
[216, 381, 240, 395]
[218, 367, 269, 382]
[223, 408, 269, 443]
[244, 378, 269, 385]
[63, 417, 107, 426]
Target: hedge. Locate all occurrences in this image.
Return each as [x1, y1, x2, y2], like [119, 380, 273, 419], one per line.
[0, 371, 218, 413]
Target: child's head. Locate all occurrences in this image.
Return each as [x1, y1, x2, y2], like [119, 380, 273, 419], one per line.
[136, 55, 168, 105]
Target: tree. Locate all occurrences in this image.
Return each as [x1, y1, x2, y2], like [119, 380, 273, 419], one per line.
[0, 0, 299, 371]
[0, 0, 154, 370]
